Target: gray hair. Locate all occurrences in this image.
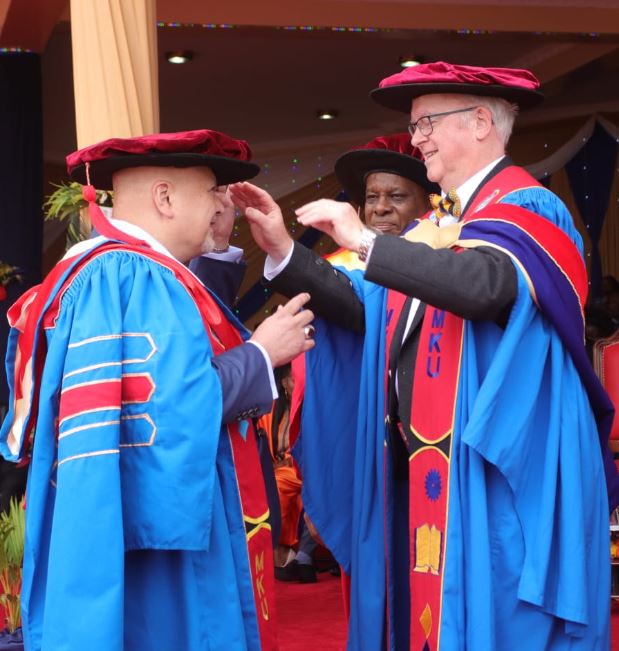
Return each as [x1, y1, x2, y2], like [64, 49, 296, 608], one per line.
[457, 94, 519, 146]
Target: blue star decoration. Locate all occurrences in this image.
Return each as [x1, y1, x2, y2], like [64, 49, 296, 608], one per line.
[425, 469, 442, 501]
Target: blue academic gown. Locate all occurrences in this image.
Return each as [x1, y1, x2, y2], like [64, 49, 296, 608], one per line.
[297, 186, 611, 650]
[1, 240, 272, 651]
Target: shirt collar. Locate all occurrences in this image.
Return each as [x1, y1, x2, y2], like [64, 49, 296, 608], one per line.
[63, 213, 176, 261]
[454, 155, 505, 213]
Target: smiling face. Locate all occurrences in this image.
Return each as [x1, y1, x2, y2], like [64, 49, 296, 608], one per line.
[410, 94, 487, 191]
[363, 172, 428, 234]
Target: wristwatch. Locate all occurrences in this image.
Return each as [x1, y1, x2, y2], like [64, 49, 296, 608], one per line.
[357, 227, 378, 263]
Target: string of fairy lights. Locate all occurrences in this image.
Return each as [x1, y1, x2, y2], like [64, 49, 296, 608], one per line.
[0, 23, 603, 57]
[154, 22, 602, 38]
[0, 47, 33, 53]
[156, 22, 388, 32]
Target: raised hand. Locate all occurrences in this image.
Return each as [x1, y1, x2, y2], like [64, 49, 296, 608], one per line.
[211, 186, 235, 251]
[295, 199, 365, 252]
[229, 182, 293, 263]
[250, 292, 315, 367]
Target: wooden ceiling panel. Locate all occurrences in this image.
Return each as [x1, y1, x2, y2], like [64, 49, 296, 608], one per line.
[0, 0, 67, 51]
[156, 0, 619, 35]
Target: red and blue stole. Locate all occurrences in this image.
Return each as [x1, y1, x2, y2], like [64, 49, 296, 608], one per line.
[386, 164, 613, 650]
[3, 232, 278, 650]
[459, 169, 617, 509]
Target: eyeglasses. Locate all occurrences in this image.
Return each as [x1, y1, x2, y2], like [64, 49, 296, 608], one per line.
[407, 106, 479, 137]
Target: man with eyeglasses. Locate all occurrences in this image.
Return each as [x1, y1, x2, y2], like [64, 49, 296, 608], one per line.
[231, 61, 617, 649]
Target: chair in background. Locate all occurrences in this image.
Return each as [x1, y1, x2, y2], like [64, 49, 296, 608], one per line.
[593, 330, 619, 598]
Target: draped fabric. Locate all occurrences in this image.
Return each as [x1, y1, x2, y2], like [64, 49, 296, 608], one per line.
[0, 52, 43, 406]
[524, 114, 619, 296]
[69, 0, 159, 148]
[564, 121, 618, 296]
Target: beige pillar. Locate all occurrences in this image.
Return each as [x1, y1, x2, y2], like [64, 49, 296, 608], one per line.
[70, 0, 159, 149]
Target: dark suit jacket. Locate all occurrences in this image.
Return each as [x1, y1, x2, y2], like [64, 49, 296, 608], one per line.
[191, 253, 282, 546]
[189, 254, 272, 425]
[189, 255, 247, 310]
[268, 160, 518, 472]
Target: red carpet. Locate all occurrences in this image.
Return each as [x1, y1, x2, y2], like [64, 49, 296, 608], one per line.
[277, 582, 619, 650]
[275, 571, 347, 651]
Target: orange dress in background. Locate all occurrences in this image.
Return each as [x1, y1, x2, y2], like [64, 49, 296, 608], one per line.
[259, 409, 303, 548]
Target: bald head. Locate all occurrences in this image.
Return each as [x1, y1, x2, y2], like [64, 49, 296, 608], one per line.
[111, 165, 224, 263]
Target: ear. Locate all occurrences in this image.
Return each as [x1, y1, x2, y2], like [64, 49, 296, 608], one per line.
[474, 106, 494, 140]
[152, 180, 174, 218]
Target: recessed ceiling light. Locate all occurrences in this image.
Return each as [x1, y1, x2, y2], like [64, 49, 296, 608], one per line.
[316, 110, 339, 120]
[398, 55, 422, 68]
[166, 50, 194, 64]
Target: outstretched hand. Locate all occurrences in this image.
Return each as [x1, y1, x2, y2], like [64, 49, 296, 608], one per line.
[294, 199, 365, 252]
[229, 182, 294, 263]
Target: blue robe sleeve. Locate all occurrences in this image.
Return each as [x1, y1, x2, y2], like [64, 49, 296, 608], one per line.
[459, 270, 609, 631]
[501, 186, 584, 254]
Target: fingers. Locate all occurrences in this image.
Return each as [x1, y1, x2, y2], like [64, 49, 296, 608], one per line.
[245, 206, 266, 224]
[228, 182, 252, 211]
[301, 338, 316, 353]
[250, 292, 316, 367]
[229, 182, 277, 213]
[295, 198, 332, 217]
[274, 293, 314, 331]
[295, 213, 330, 229]
[296, 309, 314, 328]
[294, 199, 343, 229]
[228, 183, 253, 210]
[294, 202, 320, 225]
[279, 292, 311, 315]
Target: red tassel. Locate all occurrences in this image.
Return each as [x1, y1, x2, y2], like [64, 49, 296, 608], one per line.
[86, 189, 147, 247]
[82, 184, 97, 203]
[80, 161, 146, 246]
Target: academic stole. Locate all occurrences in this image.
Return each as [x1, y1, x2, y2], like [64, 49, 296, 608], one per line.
[9, 241, 278, 650]
[385, 290, 464, 651]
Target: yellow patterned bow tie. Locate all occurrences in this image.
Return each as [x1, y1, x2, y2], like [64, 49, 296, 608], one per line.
[429, 188, 462, 220]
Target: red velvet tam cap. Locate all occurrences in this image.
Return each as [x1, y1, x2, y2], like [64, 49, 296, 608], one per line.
[67, 129, 261, 189]
[334, 133, 439, 204]
[370, 61, 543, 113]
